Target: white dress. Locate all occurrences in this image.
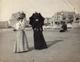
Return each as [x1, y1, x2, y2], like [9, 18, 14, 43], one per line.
[13, 19, 29, 53]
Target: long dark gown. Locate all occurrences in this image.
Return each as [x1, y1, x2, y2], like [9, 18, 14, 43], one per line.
[60, 23, 67, 32]
[29, 13, 47, 50]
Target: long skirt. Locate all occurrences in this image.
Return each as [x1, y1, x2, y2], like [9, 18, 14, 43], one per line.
[13, 30, 29, 53]
[33, 30, 47, 50]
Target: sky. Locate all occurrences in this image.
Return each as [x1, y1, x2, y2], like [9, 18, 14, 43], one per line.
[0, 0, 80, 21]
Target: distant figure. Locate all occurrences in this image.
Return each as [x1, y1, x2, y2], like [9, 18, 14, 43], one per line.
[60, 21, 67, 32]
[13, 12, 29, 53]
[29, 12, 47, 50]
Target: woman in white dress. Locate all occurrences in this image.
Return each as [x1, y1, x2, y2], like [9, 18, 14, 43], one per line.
[13, 12, 29, 53]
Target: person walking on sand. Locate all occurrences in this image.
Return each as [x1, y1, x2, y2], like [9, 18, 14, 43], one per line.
[13, 12, 29, 53]
[29, 12, 47, 50]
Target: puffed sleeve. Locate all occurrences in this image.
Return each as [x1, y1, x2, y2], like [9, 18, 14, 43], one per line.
[14, 22, 21, 30]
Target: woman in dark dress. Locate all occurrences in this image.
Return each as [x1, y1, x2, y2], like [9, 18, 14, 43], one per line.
[29, 12, 47, 50]
[60, 21, 67, 32]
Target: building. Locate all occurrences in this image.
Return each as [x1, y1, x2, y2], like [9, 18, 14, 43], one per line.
[51, 11, 76, 24]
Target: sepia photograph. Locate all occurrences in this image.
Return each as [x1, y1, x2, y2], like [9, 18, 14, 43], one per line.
[0, 0, 80, 62]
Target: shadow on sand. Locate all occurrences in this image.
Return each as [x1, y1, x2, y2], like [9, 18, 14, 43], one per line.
[17, 40, 63, 53]
[47, 40, 63, 48]
[29, 40, 63, 51]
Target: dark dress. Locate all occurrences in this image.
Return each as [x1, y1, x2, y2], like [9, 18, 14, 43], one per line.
[29, 13, 47, 49]
[60, 23, 67, 32]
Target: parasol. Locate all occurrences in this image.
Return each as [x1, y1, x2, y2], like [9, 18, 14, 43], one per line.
[9, 12, 21, 27]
